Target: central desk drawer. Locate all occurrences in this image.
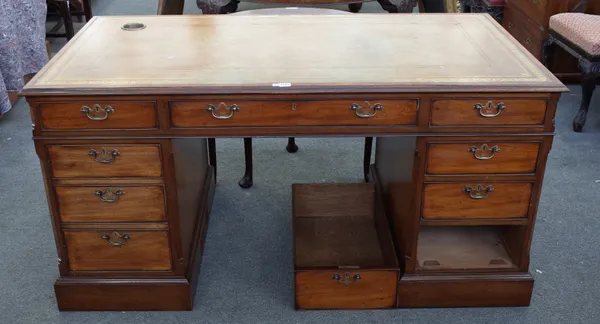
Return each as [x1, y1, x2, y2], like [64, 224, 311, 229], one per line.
[431, 99, 547, 127]
[48, 144, 162, 178]
[422, 182, 532, 220]
[64, 230, 172, 271]
[56, 185, 166, 223]
[170, 99, 418, 128]
[426, 141, 541, 175]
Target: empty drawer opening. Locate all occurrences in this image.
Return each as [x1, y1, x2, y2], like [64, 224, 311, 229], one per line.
[417, 226, 522, 271]
[293, 183, 398, 269]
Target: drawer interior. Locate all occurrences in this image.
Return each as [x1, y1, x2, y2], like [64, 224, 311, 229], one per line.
[416, 226, 522, 272]
[293, 183, 398, 269]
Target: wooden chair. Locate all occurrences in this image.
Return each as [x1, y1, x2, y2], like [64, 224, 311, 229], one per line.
[543, 0, 600, 132]
[46, 0, 92, 40]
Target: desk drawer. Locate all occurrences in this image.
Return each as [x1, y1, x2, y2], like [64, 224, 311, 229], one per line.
[422, 182, 532, 220]
[64, 230, 172, 271]
[48, 144, 162, 178]
[431, 99, 547, 127]
[295, 271, 398, 309]
[40, 101, 157, 130]
[56, 185, 166, 223]
[426, 142, 540, 175]
[170, 99, 418, 128]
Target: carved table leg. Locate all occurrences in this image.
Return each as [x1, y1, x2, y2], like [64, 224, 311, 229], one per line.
[208, 138, 217, 182]
[348, 3, 363, 13]
[286, 137, 299, 153]
[239, 137, 253, 188]
[573, 62, 598, 132]
[197, 0, 239, 14]
[363, 137, 373, 183]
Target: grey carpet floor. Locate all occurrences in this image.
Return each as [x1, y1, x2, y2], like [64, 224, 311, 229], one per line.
[2, 1, 600, 323]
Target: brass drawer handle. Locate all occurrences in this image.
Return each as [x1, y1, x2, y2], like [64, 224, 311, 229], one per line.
[508, 22, 513, 29]
[350, 101, 383, 118]
[525, 38, 532, 46]
[468, 144, 500, 160]
[332, 272, 361, 285]
[532, 0, 539, 4]
[88, 148, 120, 164]
[95, 188, 125, 203]
[464, 184, 494, 199]
[101, 231, 130, 246]
[80, 104, 114, 121]
[206, 102, 239, 119]
[473, 101, 505, 118]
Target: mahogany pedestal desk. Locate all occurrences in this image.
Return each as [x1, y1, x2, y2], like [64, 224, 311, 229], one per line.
[22, 14, 567, 311]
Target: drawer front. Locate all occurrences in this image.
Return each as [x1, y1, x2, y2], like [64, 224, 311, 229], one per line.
[426, 142, 540, 174]
[430, 99, 547, 126]
[64, 230, 172, 271]
[503, 6, 545, 59]
[170, 100, 418, 128]
[40, 101, 157, 130]
[49, 145, 162, 178]
[422, 183, 532, 220]
[506, 0, 549, 27]
[295, 270, 398, 309]
[56, 185, 166, 223]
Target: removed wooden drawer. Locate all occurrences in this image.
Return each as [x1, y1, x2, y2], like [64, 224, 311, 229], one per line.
[64, 230, 172, 271]
[170, 99, 418, 128]
[48, 144, 162, 178]
[293, 183, 399, 309]
[422, 182, 532, 220]
[430, 99, 547, 126]
[426, 141, 541, 174]
[56, 185, 166, 223]
[40, 101, 158, 130]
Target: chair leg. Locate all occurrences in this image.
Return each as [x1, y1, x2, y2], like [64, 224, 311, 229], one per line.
[158, 0, 185, 14]
[83, 0, 93, 21]
[363, 137, 373, 183]
[208, 138, 217, 182]
[239, 138, 253, 188]
[573, 70, 596, 132]
[542, 36, 556, 69]
[197, 0, 239, 14]
[286, 137, 299, 153]
[348, 3, 362, 12]
[58, 1, 75, 40]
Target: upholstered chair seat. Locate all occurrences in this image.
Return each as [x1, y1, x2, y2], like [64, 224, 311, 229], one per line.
[549, 13, 600, 56]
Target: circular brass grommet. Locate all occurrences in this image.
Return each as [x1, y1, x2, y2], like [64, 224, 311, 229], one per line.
[121, 22, 146, 31]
